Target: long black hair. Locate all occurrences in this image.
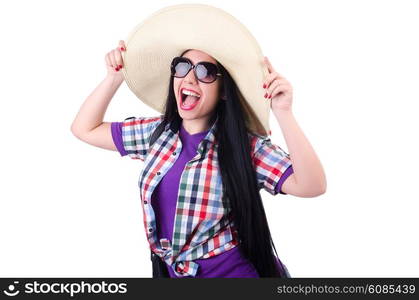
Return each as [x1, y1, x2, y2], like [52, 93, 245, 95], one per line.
[154, 50, 285, 277]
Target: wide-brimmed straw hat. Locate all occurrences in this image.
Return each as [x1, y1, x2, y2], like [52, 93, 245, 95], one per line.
[121, 3, 271, 135]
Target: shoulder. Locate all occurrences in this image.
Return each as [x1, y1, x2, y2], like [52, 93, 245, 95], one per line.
[247, 131, 271, 155]
[247, 130, 290, 160]
[119, 115, 165, 161]
[123, 115, 164, 127]
[121, 115, 164, 133]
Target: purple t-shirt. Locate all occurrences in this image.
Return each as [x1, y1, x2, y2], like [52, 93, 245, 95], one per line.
[111, 121, 292, 278]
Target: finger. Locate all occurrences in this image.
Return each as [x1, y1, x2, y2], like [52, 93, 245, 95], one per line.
[264, 56, 275, 73]
[105, 53, 113, 68]
[106, 53, 114, 68]
[109, 52, 118, 70]
[118, 40, 126, 51]
[266, 79, 282, 96]
[263, 72, 281, 90]
[263, 57, 288, 80]
[270, 83, 290, 99]
[112, 49, 123, 70]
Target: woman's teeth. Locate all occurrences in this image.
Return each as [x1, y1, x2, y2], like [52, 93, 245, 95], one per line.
[182, 90, 201, 97]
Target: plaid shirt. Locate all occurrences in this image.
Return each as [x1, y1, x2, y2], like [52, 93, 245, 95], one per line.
[114, 115, 293, 277]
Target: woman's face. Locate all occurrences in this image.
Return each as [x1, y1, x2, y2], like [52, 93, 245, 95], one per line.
[173, 49, 222, 122]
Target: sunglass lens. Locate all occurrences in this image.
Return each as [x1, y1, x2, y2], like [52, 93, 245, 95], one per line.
[196, 63, 217, 83]
[173, 58, 190, 77]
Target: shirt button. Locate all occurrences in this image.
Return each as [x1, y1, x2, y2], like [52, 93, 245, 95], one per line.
[149, 228, 153, 232]
[157, 171, 161, 175]
[144, 200, 148, 204]
[173, 152, 177, 156]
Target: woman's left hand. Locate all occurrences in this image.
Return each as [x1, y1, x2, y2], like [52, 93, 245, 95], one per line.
[262, 56, 293, 112]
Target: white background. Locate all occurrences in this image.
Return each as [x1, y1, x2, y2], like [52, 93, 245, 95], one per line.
[1, 0, 418, 277]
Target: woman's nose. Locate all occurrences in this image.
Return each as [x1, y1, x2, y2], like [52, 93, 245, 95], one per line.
[184, 67, 198, 83]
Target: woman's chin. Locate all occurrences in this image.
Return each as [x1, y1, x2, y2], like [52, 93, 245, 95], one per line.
[179, 112, 200, 119]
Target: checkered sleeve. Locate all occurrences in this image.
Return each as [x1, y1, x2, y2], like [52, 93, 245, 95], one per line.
[252, 135, 294, 196]
[110, 116, 163, 161]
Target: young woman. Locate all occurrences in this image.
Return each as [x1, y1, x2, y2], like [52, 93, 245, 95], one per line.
[71, 4, 326, 278]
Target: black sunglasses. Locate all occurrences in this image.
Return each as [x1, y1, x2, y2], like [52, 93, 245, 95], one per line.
[170, 56, 222, 83]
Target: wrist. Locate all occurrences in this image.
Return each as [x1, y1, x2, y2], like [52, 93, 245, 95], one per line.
[273, 107, 293, 117]
[105, 74, 124, 86]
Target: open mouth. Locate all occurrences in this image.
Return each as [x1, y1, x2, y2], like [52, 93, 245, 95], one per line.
[180, 88, 201, 110]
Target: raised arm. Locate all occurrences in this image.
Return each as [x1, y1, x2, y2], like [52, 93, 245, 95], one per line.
[71, 40, 126, 151]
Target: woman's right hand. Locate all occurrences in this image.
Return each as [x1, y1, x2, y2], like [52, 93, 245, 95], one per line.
[105, 40, 126, 80]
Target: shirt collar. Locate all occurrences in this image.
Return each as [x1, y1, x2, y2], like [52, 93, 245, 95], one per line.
[164, 115, 218, 160]
[202, 115, 218, 144]
[164, 115, 219, 146]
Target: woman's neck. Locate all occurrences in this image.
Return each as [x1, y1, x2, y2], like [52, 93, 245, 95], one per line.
[181, 116, 212, 135]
